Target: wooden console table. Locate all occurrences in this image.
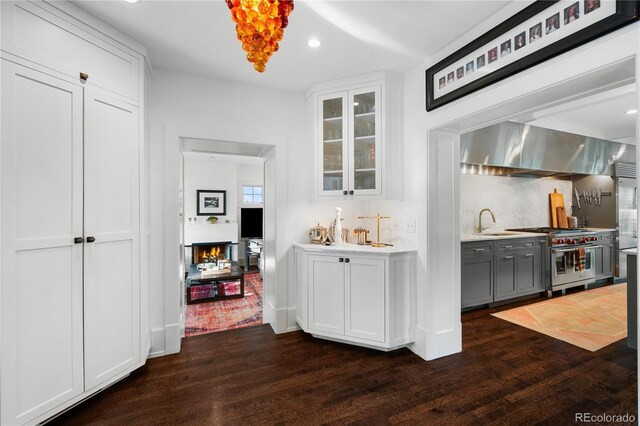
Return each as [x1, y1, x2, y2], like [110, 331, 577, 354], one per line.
[186, 263, 245, 304]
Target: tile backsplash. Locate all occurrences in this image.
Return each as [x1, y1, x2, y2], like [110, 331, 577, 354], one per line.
[460, 174, 572, 234]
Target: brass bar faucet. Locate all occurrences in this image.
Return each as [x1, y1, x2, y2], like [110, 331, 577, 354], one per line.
[478, 208, 496, 233]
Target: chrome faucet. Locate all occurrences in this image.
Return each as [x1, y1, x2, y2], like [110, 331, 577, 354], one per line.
[478, 208, 496, 233]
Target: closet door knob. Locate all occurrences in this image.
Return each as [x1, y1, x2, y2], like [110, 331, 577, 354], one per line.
[79, 72, 89, 81]
[86, 236, 96, 243]
[74, 237, 84, 244]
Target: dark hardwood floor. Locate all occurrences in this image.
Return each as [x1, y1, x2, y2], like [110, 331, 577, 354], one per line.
[50, 296, 637, 425]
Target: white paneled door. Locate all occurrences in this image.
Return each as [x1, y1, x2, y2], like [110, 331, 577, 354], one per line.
[83, 88, 140, 390]
[1, 61, 85, 424]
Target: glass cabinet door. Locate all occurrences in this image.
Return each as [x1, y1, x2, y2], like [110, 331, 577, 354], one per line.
[349, 87, 381, 194]
[320, 94, 347, 194]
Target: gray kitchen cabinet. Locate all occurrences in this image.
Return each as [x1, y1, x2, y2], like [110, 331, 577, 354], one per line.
[464, 237, 545, 308]
[461, 242, 493, 308]
[494, 248, 517, 301]
[495, 238, 544, 302]
[515, 247, 538, 293]
[595, 232, 615, 280]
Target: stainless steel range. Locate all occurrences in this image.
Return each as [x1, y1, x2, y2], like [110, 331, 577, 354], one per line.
[508, 227, 599, 296]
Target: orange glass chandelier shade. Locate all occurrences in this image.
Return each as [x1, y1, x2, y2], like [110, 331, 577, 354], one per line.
[226, 0, 294, 73]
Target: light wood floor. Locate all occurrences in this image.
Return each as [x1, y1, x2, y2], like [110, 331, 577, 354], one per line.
[49, 295, 637, 425]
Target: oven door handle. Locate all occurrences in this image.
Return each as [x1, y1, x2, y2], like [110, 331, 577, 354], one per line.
[551, 245, 601, 254]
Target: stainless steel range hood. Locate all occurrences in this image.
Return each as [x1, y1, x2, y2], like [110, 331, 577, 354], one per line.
[460, 122, 635, 177]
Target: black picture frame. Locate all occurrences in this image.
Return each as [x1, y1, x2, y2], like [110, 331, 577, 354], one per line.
[426, 0, 639, 111]
[197, 190, 227, 216]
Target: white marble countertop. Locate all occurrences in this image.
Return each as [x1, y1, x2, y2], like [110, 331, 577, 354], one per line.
[461, 227, 618, 243]
[461, 231, 544, 243]
[294, 243, 417, 255]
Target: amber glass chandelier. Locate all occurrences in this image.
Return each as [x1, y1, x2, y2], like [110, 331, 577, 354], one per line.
[226, 0, 294, 72]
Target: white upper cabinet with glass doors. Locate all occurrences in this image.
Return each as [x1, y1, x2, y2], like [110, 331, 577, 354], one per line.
[308, 71, 404, 199]
[350, 88, 381, 195]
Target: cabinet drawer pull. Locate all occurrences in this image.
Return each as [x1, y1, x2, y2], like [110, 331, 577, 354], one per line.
[503, 245, 513, 249]
[503, 255, 514, 259]
[86, 236, 96, 243]
[343, 190, 348, 195]
[524, 253, 534, 257]
[474, 248, 486, 252]
[338, 257, 344, 262]
[74, 237, 84, 244]
[345, 258, 350, 263]
[79, 72, 89, 81]
[348, 190, 354, 195]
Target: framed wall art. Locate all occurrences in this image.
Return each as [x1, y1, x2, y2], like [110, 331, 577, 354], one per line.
[197, 190, 227, 216]
[426, 0, 639, 111]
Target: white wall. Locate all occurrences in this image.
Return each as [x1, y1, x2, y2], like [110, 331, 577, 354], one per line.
[183, 158, 238, 245]
[460, 175, 572, 234]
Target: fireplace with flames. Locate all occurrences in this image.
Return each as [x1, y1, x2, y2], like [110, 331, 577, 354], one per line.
[192, 241, 232, 265]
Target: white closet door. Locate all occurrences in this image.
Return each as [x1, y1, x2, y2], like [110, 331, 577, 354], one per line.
[1, 61, 84, 424]
[83, 87, 140, 390]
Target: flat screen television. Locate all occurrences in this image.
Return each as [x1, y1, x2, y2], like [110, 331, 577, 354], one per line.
[240, 207, 263, 239]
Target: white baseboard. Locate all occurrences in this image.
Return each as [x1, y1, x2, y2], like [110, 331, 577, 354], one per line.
[165, 322, 181, 354]
[409, 323, 462, 361]
[149, 327, 166, 358]
[265, 302, 299, 334]
[287, 306, 300, 332]
[273, 301, 288, 334]
[150, 323, 181, 358]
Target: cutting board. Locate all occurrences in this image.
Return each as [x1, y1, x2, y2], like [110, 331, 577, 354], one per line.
[549, 188, 565, 227]
[556, 207, 568, 228]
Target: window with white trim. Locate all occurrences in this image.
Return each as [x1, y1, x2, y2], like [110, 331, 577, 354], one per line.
[243, 185, 263, 204]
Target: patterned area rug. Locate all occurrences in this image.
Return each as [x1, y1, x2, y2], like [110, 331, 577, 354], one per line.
[492, 283, 627, 352]
[185, 272, 263, 337]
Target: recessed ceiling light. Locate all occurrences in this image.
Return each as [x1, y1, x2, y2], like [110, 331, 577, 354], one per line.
[307, 38, 321, 48]
[626, 109, 637, 115]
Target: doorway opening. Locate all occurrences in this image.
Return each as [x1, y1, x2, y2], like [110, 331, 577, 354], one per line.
[178, 138, 273, 337]
[425, 53, 637, 359]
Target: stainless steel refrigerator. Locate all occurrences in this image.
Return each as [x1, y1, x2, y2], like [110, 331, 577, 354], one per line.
[617, 176, 637, 278]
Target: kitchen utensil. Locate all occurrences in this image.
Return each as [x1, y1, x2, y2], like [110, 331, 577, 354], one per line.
[567, 216, 578, 228]
[353, 227, 369, 245]
[574, 188, 581, 209]
[597, 188, 601, 206]
[549, 188, 565, 228]
[584, 190, 589, 204]
[591, 189, 595, 205]
[556, 206, 568, 228]
[309, 224, 328, 245]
